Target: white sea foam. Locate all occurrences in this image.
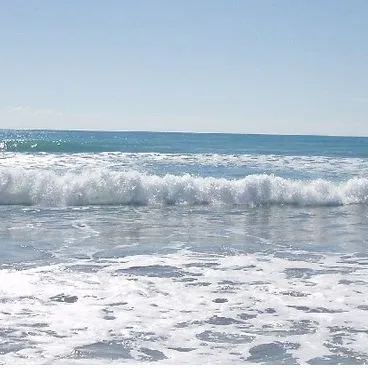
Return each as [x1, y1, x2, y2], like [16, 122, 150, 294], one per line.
[1, 250, 368, 364]
[0, 167, 367, 207]
[1, 152, 368, 177]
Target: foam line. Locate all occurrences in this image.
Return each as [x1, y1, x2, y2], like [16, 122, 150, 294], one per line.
[0, 168, 367, 206]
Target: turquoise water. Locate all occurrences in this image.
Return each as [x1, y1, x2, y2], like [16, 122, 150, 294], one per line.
[1, 129, 368, 157]
[1, 130, 368, 364]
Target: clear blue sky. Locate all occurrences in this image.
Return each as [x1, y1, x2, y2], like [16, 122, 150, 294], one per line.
[1, 0, 367, 135]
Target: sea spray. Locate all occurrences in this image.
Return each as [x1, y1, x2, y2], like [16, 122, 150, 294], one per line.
[0, 168, 367, 207]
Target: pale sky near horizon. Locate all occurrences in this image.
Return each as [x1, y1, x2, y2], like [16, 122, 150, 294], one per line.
[0, 0, 367, 136]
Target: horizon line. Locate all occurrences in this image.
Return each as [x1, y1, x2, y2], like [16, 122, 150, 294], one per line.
[0, 127, 367, 139]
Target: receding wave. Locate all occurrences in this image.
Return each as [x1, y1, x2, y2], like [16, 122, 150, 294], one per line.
[0, 169, 367, 207]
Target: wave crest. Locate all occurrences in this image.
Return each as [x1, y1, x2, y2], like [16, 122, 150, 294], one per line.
[0, 169, 367, 207]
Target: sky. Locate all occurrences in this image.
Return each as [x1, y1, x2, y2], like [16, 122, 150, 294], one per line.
[0, 0, 367, 136]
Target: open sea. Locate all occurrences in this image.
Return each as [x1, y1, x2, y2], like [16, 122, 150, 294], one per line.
[1, 129, 368, 364]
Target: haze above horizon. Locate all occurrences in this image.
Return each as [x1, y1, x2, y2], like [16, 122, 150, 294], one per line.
[1, 0, 367, 136]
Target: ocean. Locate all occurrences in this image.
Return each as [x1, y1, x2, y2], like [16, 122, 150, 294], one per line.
[1, 129, 368, 364]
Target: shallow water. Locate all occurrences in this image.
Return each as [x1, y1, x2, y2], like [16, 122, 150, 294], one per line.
[1, 204, 368, 364]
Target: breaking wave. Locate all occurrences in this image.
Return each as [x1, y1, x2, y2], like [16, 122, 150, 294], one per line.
[0, 168, 367, 207]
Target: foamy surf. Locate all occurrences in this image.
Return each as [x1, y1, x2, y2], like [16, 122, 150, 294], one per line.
[1, 249, 368, 364]
[0, 168, 367, 207]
